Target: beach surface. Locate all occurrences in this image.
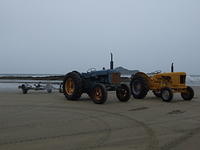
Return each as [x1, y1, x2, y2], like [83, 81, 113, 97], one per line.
[0, 87, 200, 150]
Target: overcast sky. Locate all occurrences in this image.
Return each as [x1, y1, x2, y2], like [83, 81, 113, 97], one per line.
[0, 0, 199, 74]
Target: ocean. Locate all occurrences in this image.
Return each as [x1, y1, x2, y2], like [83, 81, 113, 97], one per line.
[187, 75, 200, 86]
[0, 74, 63, 92]
[0, 74, 63, 77]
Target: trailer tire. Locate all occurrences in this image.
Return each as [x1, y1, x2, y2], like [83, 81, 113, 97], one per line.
[63, 71, 82, 100]
[47, 89, 52, 93]
[22, 89, 28, 94]
[21, 84, 28, 94]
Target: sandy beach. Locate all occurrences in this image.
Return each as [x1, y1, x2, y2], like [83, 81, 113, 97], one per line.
[0, 87, 200, 150]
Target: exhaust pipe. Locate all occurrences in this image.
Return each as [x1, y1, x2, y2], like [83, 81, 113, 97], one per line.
[110, 53, 114, 70]
[171, 63, 174, 72]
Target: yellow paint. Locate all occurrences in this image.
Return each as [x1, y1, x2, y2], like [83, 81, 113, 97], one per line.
[135, 72, 188, 93]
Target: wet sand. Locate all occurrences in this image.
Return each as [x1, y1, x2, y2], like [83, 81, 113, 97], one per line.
[0, 87, 200, 150]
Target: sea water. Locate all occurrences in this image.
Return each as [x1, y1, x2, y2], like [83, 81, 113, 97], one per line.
[0, 74, 62, 92]
[187, 75, 200, 86]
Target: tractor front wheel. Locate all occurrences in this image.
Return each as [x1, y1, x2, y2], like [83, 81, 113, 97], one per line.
[91, 84, 107, 104]
[161, 87, 173, 102]
[181, 86, 194, 101]
[116, 84, 130, 102]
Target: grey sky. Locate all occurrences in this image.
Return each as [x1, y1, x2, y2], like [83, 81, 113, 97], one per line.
[0, 0, 200, 74]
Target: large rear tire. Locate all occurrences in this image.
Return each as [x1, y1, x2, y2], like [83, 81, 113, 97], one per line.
[130, 77, 149, 99]
[116, 84, 130, 102]
[63, 71, 82, 100]
[181, 86, 194, 101]
[161, 87, 173, 102]
[90, 83, 107, 104]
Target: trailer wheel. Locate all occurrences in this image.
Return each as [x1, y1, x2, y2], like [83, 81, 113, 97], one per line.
[153, 91, 161, 97]
[22, 89, 28, 94]
[91, 83, 107, 104]
[59, 83, 63, 93]
[181, 86, 194, 101]
[63, 71, 82, 100]
[161, 87, 173, 102]
[21, 84, 28, 94]
[116, 84, 130, 102]
[130, 77, 148, 99]
[47, 89, 52, 93]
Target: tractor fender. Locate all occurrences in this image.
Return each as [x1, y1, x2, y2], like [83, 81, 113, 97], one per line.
[131, 72, 151, 86]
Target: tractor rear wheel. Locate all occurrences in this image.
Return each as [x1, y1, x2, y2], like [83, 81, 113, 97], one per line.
[181, 86, 194, 101]
[90, 83, 107, 104]
[161, 87, 173, 102]
[116, 84, 130, 102]
[130, 77, 149, 99]
[153, 91, 161, 97]
[63, 71, 82, 100]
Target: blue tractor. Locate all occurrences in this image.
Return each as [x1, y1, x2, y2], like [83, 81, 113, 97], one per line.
[63, 54, 131, 104]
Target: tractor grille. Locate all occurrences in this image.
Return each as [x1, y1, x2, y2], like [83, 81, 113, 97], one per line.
[111, 73, 121, 84]
[180, 75, 186, 84]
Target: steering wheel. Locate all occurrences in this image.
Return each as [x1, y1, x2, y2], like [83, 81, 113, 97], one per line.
[153, 70, 162, 74]
[87, 68, 96, 73]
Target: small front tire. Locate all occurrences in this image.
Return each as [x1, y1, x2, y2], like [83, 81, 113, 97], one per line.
[47, 89, 52, 93]
[90, 84, 107, 104]
[161, 87, 173, 102]
[181, 86, 194, 101]
[116, 84, 131, 102]
[22, 89, 28, 94]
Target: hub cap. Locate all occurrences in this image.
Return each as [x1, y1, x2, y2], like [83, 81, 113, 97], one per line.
[162, 90, 170, 100]
[120, 89, 127, 97]
[94, 88, 102, 101]
[65, 78, 75, 95]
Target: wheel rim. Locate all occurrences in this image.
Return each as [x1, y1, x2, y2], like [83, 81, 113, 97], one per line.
[119, 89, 127, 97]
[162, 90, 170, 100]
[65, 78, 75, 95]
[94, 87, 103, 101]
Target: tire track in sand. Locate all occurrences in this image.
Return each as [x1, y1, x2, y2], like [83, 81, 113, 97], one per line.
[0, 104, 159, 150]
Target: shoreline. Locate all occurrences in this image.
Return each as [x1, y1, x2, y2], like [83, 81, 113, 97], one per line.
[0, 75, 65, 81]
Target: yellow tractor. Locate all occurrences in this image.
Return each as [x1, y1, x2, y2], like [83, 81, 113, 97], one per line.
[130, 71, 194, 102]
